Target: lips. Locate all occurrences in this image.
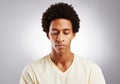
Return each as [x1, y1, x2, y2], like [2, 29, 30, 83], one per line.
[55, 44, 66, 48]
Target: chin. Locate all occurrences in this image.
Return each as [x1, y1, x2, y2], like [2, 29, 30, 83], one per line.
[53, 47, 68, 53]
[56, 49, 67, 54]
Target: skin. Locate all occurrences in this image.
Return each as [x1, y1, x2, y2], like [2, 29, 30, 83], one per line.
[47, 18, 76, 72]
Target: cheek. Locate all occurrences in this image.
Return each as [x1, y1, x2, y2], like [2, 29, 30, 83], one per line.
[66, 36, 73, 43]
[50, 36, 56, 43]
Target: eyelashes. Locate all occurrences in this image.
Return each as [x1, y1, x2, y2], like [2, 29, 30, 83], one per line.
[51, 30, 70, 35]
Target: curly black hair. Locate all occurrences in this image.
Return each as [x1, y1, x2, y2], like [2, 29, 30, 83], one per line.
[42, 3, 80, 33]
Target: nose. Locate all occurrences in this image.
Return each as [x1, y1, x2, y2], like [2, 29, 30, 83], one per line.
[57, 32, 64, 42]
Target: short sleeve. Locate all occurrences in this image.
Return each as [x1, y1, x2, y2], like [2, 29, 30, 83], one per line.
[19, 65, 35, 84]
[89, 63, 106, 84]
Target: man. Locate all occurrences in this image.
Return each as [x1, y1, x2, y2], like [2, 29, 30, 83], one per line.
[20, 3, 106, 84]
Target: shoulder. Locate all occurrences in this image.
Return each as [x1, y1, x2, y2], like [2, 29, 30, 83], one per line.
[74, 54, 106, 84]
[74, 54, 102, 71]
[31, 55, 49, 66]
[20, 55, 50, 83]
[23, 55, 50, 72]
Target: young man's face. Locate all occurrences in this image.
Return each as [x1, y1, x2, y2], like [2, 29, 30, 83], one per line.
[48, 18, 75, 53]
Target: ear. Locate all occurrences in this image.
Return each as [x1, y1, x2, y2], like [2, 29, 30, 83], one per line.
[46, 33, 50, 39]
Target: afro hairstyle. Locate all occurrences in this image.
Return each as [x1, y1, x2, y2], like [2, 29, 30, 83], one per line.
[41, 2, 80, 33]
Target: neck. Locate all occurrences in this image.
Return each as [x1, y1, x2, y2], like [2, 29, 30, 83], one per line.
[50, 50, 74, 65]
[50, 49, 74, 72]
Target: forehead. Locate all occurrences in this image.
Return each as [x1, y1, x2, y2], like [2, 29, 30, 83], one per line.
[49, 18, 72, 30]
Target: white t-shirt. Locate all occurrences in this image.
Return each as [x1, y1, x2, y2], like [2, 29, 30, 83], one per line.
[19, 54, 106, 84]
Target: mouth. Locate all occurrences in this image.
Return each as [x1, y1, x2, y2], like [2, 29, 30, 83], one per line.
[55, 44, 66, 48]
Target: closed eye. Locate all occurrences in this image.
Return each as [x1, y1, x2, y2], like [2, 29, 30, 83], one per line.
[51, 30, 59, 35]
[64, 30, 70, 35]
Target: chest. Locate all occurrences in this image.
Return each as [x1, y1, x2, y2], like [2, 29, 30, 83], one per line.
[35, 63, 88, 84]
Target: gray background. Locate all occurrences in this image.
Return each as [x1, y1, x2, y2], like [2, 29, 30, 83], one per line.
[0, 0, 120, 84]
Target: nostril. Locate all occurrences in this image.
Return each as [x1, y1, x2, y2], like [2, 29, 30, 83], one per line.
[57, 35, 64, 41]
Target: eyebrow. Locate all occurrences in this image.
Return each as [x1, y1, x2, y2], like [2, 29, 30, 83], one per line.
[52, 28, 58, 30]
[52, 28, 70, 31]
[64, 29, 70, 31]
